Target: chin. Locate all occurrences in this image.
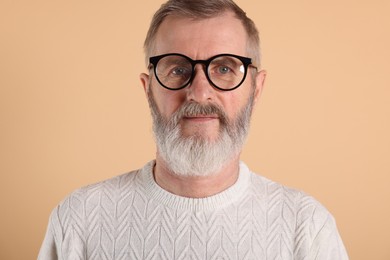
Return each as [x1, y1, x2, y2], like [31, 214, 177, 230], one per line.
[181, 129, 220, 141]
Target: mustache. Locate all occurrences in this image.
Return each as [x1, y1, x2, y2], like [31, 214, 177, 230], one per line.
[170, 102, 228, 126]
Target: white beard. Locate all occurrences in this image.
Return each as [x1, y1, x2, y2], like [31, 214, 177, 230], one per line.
[147, 87, 254, 177]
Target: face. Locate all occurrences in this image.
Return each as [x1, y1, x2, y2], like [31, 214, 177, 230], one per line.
[140, 11, 266, 176]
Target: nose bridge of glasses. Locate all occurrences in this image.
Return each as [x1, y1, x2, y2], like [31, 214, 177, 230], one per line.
[191, 60, 209, 78]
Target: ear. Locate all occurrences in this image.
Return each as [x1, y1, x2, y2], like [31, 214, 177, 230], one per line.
[253, 70, 267, 105]
[140, 73, 150, 95]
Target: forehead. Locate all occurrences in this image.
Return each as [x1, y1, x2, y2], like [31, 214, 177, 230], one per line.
[153, 11, 248, 59]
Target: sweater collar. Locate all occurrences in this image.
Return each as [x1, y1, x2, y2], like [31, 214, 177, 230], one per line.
[140, 160, 251, 211]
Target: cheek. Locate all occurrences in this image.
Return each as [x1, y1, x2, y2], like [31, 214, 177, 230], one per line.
[153, 87, 186, 117]
[221, 92, 247, 118]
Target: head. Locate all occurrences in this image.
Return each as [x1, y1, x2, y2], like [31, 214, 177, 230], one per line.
[140, 0, 266, 177]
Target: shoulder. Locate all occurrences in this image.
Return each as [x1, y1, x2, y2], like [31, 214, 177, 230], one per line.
[248, 169, 331, 219]
[245, 166, 334, 233]
[247, 168, 347, 258]
[50, 165, 147, 227]
[63, 169, 139, 206]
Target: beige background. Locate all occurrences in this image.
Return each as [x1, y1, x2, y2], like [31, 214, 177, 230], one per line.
[0, 0, 389, 259]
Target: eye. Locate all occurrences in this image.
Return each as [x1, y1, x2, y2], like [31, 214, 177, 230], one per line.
[172, 67, 190, 76]
[210, 56, 240, 77]
[217, 66, 231, 74]
[209, 64, 235, 76]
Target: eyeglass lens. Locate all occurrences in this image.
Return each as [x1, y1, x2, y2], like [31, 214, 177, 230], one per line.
[154, 55, 247, 90]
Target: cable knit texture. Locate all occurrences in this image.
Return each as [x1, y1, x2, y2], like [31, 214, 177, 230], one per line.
[38, 161, 348, 260]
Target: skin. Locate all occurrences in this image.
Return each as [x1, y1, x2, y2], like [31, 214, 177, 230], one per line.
[140, 11, 266, 198]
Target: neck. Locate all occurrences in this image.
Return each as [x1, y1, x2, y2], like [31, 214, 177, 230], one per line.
[153, 153, 241, 198]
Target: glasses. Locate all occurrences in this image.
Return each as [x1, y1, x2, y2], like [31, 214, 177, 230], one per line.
[149, 53, 256, 91]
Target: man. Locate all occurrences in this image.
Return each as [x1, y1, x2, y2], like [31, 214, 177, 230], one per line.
[39, 0, 349, 259]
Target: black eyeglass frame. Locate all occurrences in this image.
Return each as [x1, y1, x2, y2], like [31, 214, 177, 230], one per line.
[149, 53, 256, 91]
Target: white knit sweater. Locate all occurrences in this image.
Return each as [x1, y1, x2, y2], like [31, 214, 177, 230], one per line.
[38, 161, 348, 260]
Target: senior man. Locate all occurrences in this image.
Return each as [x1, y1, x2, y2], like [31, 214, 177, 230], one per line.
[39, 0, 348, 259]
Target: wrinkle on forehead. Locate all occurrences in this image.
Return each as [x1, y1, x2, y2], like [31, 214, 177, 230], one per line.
[153, 11, 248, 60]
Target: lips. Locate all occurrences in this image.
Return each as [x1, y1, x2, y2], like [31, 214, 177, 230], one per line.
[183, 114, 219, 119]
[173, 102, 227, 125]
[183, 114, 219, 120]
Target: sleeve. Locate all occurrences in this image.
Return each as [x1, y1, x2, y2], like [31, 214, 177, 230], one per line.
[38, 207, 61, 260]
[306, 213, 349, 260]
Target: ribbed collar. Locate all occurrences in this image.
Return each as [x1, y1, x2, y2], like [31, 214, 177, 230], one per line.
[140, 160, 251, 212]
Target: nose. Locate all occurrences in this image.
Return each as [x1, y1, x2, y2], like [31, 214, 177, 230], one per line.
[186, 64, 214, 103]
